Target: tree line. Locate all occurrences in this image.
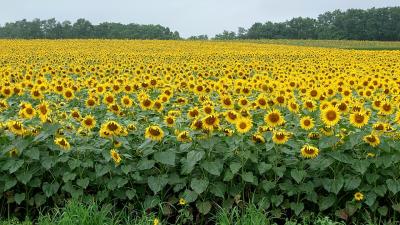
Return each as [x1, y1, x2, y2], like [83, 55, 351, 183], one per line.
[213, 7, 400, 41]
[1, 7, 399, 40]
[0, 18, 180, 39]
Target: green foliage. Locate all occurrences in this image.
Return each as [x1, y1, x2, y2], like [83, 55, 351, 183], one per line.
[0, 19, 180, 40]
[214, 7, 400, 41]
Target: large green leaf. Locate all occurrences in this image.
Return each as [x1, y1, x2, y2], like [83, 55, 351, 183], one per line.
[181, 150, 205, 174]
[147, 175, 168, 194]
[201, 160, 223, 176]
[42, 182, 60, 197]
[191, 178, 209, 194]
[154, 150, 176, 166]
[196, 201, 212, 215]
[291, 169, 306, 184]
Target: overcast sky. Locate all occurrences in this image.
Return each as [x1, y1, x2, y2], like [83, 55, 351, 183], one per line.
[0, 0, 398, 37]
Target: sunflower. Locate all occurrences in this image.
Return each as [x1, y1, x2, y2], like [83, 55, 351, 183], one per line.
[308, 132, 320, 140]
[272, 130, 290, 144]
[349, 111, 369, 128]
[300, 144, 319, 159]
[187, 107, 200, 119]
[363, 134, 380, 147]
[81, 115, 96, 130]
[235, 117, 253, 134]
[164, 115, 175, 127]
[20, 106, 36, 119]
[320, 106, 341, 127]
[220, 95, 234, 109]
[121, 95, 134, 108]
[264, 109, 285, 128]
[7, 120, 26, 136]
[177, 131, 191, 142]
[54, 137, 71, 151]
[37, 101, 51, 123]
[145, 126, 164, 142]
[303, 99, 317, 112]
[354, 192, 364, 201]
[110, 149, 122, 164]
[225, 110, 239, 124]
[101, 121, 122, 136]
[63, 88, 75, 101]
[202, 114, 220, 131]
[379, 99, 393, 115]
[140, 98, 153, 110]
[287, 100, 300, 113]
[223, 128, 234, 136]
[85, 97, 98, 108]
[256, 95, 268, 109]
[8, 148, 18, 157]
[103, 92, 115, 105]
[300, 116, 314, 130]
[252, 133, 265, 143]
[179, 198, 186, 206]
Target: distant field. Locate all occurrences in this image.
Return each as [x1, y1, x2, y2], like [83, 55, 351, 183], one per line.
[242, 39, 400, 50]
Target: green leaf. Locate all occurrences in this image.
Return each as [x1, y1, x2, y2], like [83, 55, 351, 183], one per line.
[33, 123, 60, 142]
[386, 179, 400, 194]
[147, 175, 168, 194]
[16, 171, 33, 185]
[9, 160, 24, 173]
[62, 172, 76, 182]
[378, 206, 388, 216]
[34, 193, 46, 207]
[196, 201, 212, 215]
[95, 164, 111, 177]
[319, 136, 340, 149]
[76, 178, 89, 189]
[126, 189, 136, 200]
[257, 162, 272, 174]
[344, 177, 361, 190]
[24, 148, 40, 160]
[261, 180, 276, 193]
[201, 160, 223, 176]
[143, 195, 160, 210]
[392, 203, 400, 213]
[365, 192, 377, 207]
[41, 157, 55, 170]
[210, 182, 226, 198]
[290, 169, 306, 184]
[241, 172, 257, 184]
[374, 185, 387, 197]
[273, 166, 286, 178]
[182, 189, 198, 203]
[290, 202, 304, 216]
[181, 150, 205, 174]
[191, 178, 209, 194]
[351, 160, 370, 174]
[137, 159, 155, 170]
[154, 150, 176, 166]
[319, 195, 335, 211]
[4, 177, 17, 191]
[68, 159, 81, 170]
[42, 182, 60, 198]
[14, 193, 25, 205]
[271, 195, 283, 207]
[229, 162, 242, 174]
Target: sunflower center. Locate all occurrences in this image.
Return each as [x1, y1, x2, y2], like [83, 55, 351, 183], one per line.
[268, 113, 279, 123]
[326, 110, 337, 121]
[149, 128, 161, 136]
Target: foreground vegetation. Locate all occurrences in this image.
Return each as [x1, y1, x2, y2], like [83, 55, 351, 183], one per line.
[1, 40, 400, 224]
[1, 200, 391, 225]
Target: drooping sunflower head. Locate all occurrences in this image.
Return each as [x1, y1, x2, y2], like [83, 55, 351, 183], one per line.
[145, 125, 164, 142]
[300, 144, 319, 159]
[177, 131, 191, 142]
[202, 114, 220, 131]
[363, 133, 380, 147]
[54, 137, 71, 151]
[272, 130, 289, 144]
[110, 149, 122, 164]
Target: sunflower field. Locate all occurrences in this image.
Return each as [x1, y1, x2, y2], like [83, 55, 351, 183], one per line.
[1, 40, 400, 222]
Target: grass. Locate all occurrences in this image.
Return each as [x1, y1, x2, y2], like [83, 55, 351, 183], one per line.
[237, 39, 400, 50]
[0, 201, 398, 225]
